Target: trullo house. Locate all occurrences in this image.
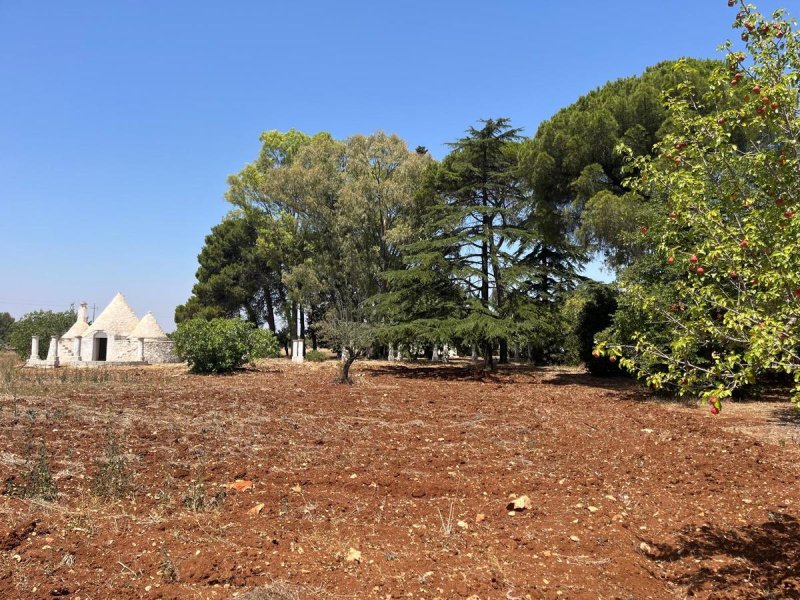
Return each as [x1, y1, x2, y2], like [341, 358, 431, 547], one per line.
[27, 293, 179, 367]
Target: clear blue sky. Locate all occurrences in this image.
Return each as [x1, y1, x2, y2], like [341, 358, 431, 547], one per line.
[0, 0, 787, 330]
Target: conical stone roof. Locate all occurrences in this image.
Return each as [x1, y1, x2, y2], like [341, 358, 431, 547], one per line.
[129, 311, 168, 339]
[62, 303, 90, 339]
[83, 293, 140, 337]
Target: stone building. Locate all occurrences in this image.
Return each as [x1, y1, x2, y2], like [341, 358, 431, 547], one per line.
[27, 293, 180, 367]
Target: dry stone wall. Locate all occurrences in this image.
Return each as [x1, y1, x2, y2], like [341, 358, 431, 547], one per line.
[144, 340, 179, 363]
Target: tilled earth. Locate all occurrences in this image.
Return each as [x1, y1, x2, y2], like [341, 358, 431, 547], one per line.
[1, 360, 799, 599]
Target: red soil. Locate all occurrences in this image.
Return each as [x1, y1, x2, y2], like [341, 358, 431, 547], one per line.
[1, 360, 799, 599]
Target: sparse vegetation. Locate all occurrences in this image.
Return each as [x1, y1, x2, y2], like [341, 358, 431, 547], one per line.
[91, 430, 132, 499]
[159, 545, 179, 582]
[7, 437, 58, 501]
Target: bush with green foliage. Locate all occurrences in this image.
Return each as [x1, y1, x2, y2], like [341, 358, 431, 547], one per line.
[564, 283, 620, 376]
[0, 312, 14, 348]
[7, 309, 76, 359]
[249, 326, 281, 359]
[598, 2, 800, 410]
[304, 349, 327, 362]
[173, 318, 279, 373]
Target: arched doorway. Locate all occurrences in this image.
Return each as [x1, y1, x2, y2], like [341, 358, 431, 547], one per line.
[93, 332, 108, 361]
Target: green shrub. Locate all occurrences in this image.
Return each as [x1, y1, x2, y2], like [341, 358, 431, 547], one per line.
[569, 282, 620, 377]
[304, 349, 327, 362]
[7, 309, 75, 359]
[173, 318, 271, 374]
[173, 318, 280, 373]
[250, 327, 281, 359]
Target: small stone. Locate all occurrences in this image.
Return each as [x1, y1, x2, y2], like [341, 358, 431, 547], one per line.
[475, 513, 486, 523]
[456, 520, 468, 530]
[639, 541, 652, 553]
[588, 506, 599, 513]
[345, 547, 362, 563]
[506, 495, 532, 511]
[569, 535, 580, 542]
[223, 479, 253, 492]
[248, 503, 265, 516]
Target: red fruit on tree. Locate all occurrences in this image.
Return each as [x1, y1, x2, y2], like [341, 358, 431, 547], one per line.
[785, 210, 794, 219]
[697, 267, 705, 275]
[745, 21, 754, 31]
[761, 96, 770, 104]
[708, 396, 717, 405]
[609, 355, 617, 364]
[741, 32, 749, 41]
[729, 271, 738, 279]
[776, 29, 784, 38]
[640, 226, 648, 234]
[669, 211, 678, 219]
[727, 0, 735, 6]
[710, 406, 719, 415]
[667, 257, 674, 265]
[752, 84, 761, 93]
[794, 288, 800, 298]
[717, 117, 726, 126]
[690, 254, 698, 263]
[771, 102, 779, 110]
[776, 197, 785, 206]
[740, 239, 748, 248]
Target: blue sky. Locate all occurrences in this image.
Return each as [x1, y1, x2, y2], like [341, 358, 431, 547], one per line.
[0, 0, 787, 330]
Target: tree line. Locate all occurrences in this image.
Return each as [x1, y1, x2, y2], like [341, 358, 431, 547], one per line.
[176, 58, 723, 381]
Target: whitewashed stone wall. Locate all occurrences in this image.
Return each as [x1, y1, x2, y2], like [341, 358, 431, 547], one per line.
[79, 333, 99, 361]
[111, 337, 139, 362]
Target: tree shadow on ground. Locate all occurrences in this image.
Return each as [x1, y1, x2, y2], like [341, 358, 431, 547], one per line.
[364, 362, 548, 384]
[645, 515, 800, 597]
[768, 405, 800, 427]
[538, 370, 659, 400]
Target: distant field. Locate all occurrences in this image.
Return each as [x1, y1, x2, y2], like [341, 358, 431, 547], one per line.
[1, 359, 799, 599]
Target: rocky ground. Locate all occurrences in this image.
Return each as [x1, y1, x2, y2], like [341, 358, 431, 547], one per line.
[1, 358, 799, 599]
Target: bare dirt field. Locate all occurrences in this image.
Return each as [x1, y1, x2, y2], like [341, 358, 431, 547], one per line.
[1, 358, 799, 599]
